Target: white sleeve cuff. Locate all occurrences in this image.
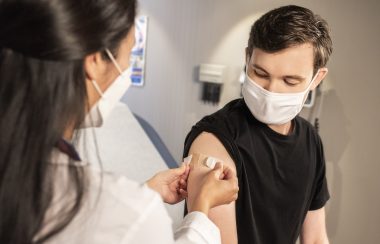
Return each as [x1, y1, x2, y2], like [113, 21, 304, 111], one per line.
[174, 211, 221, 244]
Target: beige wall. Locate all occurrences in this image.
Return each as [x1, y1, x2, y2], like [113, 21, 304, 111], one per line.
[123, 0, 380, 242]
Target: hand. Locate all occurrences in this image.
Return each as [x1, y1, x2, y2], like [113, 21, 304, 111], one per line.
[187, 162, 239, 215]
[147, 163, 190, 204]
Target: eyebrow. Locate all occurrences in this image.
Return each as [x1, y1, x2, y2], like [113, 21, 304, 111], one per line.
[252, 63, 306, 82]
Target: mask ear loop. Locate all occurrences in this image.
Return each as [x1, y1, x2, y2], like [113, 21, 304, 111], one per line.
[301, 70, 320, 104]
[91, 79, 104, 97]
[90, 49, 125, 97]
[305, 70, 321, 92]
[105, 48, 123, 75]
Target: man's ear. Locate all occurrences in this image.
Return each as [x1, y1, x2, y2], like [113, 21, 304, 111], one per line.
[84, 52, 108, 82]
[311, 67, 328, 90]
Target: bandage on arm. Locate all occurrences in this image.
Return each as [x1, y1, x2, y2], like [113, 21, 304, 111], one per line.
[184, 153, 220, 169]
[185, 132, 238, 244]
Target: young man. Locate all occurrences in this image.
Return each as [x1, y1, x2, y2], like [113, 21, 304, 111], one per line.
[184, 5, 332, 244]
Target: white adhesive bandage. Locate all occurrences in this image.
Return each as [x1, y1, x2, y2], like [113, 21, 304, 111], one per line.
[184, 153, 221, 169]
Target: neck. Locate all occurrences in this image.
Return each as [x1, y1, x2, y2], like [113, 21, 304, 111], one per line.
[63, 90, 95, 141]
[268, 121, 293, 136]
[63, 129, 74, 141]
[63, 121, 76, 141]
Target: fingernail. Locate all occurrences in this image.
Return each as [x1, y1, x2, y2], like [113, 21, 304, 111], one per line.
[183, 155, 192, 164]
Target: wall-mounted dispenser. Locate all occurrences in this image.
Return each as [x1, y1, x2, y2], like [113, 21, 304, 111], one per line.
[198, 64, 225, 104]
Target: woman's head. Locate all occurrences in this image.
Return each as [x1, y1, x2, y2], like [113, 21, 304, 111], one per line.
[83, 27, 136, 129]
[0, 0, 136, 59]
[0, 0, 136, 243]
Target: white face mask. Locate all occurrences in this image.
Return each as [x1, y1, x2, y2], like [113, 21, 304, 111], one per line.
[242, 64, 319, 125]
[81, 49, 131, 128]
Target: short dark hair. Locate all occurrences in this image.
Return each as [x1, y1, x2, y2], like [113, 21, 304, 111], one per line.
[247, 5, 333, 71]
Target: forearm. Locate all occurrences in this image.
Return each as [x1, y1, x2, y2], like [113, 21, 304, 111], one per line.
[301, 208, 329, 244]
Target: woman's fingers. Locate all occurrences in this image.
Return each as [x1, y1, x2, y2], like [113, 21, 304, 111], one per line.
[219, 168, 239, 204]
[179, 178, 187, 189]
[179, 189, 188, 198]
[166, 163, 189, 182]
[223, 166, 235, 180]
[213, 162, 223, 171]
[184, 163, 190, 176]
[212, 162, 234, 180]
[230, 177, 239, 196]
[212, 162, 224, 179]
[174, 163, 187, 175]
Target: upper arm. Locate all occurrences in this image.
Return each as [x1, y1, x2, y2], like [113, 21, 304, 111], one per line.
[300, 207, 329, 244]
[186, 132, 238, 244]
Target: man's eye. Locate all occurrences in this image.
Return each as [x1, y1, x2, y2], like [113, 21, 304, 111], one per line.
[284, 80, 298, 86]
[254, 70, 268, 78]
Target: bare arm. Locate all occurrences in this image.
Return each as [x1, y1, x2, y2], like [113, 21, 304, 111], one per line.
[300, 207, 329, 244]
[187, 132, 238, 244]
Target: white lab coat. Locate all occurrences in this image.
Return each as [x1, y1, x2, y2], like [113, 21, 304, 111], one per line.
[39, 149, 221, 244]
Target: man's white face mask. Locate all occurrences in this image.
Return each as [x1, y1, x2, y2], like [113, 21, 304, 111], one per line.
[242, 59, 319, 125]
[81, 49, 132, 128]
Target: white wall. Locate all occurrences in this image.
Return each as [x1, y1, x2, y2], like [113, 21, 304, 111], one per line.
[122, 0, 380, 243]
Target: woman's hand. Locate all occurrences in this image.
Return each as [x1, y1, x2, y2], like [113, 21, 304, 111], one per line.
[187, 162, 239, 215]
[147, 163, 190, 204]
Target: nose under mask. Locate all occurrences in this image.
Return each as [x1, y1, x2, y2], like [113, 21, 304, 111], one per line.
[242, 64, 319, 125]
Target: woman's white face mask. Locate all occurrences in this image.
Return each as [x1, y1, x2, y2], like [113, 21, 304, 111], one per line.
[81, 49, 132, 128]
[242, 59, 319, 125]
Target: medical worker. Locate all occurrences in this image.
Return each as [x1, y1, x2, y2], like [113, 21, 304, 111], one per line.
[0, 0, 238, 243]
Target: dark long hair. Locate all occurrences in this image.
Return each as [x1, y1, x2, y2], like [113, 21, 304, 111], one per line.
[0, 0, 136, 243]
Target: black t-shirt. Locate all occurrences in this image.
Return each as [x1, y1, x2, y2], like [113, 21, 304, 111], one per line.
[183, 98, 329, 244]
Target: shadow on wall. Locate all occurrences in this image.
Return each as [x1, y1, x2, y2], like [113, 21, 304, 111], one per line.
[320, 89, 350, 239]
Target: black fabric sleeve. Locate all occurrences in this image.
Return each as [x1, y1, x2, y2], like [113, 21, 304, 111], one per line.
[309, 136, 330, 210]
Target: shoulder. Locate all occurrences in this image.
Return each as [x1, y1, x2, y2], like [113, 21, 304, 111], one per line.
[186, 134, 238, 243]
[184, 99, 248, 171]
[186, 99, 249, 144]
[188, 132, 237, 173]
[196, 99, 248, 129]
[295, 115, 316, 131]
[295, 116, 322, 145]
[294, 116, 325, 169]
